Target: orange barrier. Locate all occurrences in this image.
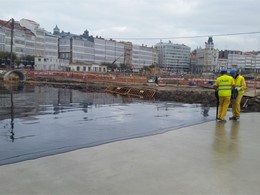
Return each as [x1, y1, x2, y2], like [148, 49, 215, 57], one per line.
[25, 71, 147, 85]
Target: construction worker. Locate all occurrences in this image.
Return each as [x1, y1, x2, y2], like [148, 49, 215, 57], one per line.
[214, 68, 235, 122]
[229, 69, 247, 120]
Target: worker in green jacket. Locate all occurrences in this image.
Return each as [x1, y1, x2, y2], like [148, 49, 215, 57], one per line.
[229, 69, 247, 120]
[214, 68, 235, 122]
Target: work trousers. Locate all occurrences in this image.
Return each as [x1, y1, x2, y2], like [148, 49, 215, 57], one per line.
[231, 94, 243, 117]
[218, 96, 231, 120]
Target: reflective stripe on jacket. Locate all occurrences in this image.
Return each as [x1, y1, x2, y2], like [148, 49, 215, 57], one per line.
[215, 74, 234, 97]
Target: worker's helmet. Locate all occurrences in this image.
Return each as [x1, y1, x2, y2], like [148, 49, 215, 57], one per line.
[229, 69, 237, 76]
[220, 68, 227, 73]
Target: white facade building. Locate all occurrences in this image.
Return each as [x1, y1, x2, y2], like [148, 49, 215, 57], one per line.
[69, 63, 107, 73]
[94, 37, 124, 66]
[34, 57, 69, 71]
[131, 44, 158, 72]
[195, 37, 219, 73]
[44, 32, 58, 58]
[228, 53, 260, 73]
[156, 41, 190, 73]
[20, 19, 46, 57]
[58, 35, 95, 64]
[0, 19, 36, 58]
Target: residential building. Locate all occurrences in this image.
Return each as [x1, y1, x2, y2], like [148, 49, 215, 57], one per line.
[44, 32, 58, 58]
[0, 19, 35, 58]
[227, 53, 260, 73]
[155, 41, 190, 73]
[94, 37, 124, 66]
[20, 19, 46, 57]
[56, 28, 95, 64]
[131, 44, 158, 72]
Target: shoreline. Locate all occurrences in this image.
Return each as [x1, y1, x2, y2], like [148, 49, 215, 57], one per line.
[1, 77, 260, 112]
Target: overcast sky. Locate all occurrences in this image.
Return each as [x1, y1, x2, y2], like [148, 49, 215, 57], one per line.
[1, 0, 260, 51]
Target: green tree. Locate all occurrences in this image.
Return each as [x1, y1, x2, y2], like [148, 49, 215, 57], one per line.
[0, 51, 17, 67]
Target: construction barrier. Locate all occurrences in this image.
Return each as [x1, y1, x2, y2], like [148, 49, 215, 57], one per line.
[25, 71, 147, 85]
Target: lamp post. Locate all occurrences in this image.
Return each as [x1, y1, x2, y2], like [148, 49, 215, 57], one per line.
[10, 18, 14, 70]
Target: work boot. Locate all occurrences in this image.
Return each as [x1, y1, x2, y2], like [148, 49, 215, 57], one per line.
[218, 119, 226, 123]
[229, 116, 239, 120]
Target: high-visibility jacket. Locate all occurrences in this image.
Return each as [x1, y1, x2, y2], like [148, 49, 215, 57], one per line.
[214, 74, 235, 97]
[234, 75, 246, 95]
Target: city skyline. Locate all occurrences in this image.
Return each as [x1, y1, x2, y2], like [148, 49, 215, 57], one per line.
[1, 0, 260, 52]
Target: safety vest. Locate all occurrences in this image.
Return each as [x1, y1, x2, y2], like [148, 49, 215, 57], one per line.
[234, 75, 246, 95]
[216, 74, 234, 97]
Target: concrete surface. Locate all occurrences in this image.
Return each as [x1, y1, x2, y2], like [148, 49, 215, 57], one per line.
[1, 113, 260, 195]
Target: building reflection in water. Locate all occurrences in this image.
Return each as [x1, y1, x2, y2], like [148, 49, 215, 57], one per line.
[1, 83, 35, 142]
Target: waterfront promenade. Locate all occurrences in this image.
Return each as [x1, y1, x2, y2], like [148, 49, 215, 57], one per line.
[0, 112, 260, 194]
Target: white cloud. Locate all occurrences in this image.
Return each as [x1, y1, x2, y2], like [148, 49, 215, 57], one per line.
[1, 0, 260, 51]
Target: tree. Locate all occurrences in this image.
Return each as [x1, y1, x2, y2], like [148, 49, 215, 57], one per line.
[0, 51, 17, 67]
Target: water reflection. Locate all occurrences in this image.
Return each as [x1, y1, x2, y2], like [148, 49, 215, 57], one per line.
[201, 104, 210, 117]
[10, 92, 14, 142]
[0, 83, 216, 165]
[212, 121, 240, 186]
[213, 121, 240, 155]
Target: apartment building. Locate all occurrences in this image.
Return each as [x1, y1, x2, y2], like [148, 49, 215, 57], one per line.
[131, 44, 158, 72]
[0, 19, 36, 57]
[94, 37, 124, 66]
[44, 32, 58, 58]
[155, 41, 190, 73]
[1, 18, 161, 73]
[57, 30, 95, 64]
[20, 19, 46, 57]
[228, 53, 260, 73]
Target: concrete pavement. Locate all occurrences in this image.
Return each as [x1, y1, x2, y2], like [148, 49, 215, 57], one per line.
[1, 112, 260, 194]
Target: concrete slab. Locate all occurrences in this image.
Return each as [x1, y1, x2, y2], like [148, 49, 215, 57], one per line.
[1, 113, 260, 194]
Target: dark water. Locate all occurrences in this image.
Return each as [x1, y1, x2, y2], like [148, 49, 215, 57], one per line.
[0, 84, 215, 165]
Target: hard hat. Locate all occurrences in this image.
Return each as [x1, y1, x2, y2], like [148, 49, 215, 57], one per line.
[220, 68, 227, 73]
[229, 69, 237, 76]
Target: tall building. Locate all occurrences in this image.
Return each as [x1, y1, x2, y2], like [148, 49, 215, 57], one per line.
[56, 28, 95, 64]
[195, 37, 219, 73]
[155, 41, 190, 73]
[94, 37, 124, 66]
[0, 19, 36, 57]
[131, 44, 158, 72]
[227, 53, 260, 73]
[20, 19, 48, 57]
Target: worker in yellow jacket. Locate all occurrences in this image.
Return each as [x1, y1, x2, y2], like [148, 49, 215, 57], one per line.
[229, 69, 247, 120]
[214, 68, 235, 122]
